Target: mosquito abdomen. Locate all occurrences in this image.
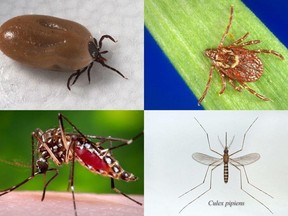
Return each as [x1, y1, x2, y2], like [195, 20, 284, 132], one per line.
[224, 163, 228, 183]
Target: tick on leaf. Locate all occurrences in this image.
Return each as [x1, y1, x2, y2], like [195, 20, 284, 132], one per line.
[0, 15, 126, 90]
[198, 6, 284, 105]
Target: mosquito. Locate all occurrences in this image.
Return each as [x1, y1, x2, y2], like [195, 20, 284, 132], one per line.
[179, 117, 272, 213]
[0, 113, 143, 216]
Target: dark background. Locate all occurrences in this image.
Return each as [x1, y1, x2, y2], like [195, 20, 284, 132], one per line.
[145, 0, 288, 110]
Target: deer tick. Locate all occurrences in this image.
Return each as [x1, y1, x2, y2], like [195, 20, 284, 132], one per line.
[198, 6, 284, 105]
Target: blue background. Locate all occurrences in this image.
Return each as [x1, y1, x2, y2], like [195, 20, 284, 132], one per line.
[145, 0, 288, 110]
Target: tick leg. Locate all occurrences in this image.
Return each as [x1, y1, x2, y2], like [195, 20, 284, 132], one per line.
[231, 164, 273, 213]
[179, 164, 220, 213]
[253, 49, 284, 60]
[198, 65, 215, 105]
[228, 78, 242, 92]
[239, 82, 270, 101]
[238, 40, 261, 47]
[217, 71, 226, 95]
[230, 32, 250, 46]
[99, 35, 117, 49]
[219, 6, 234, 47]
[67, 66, 88, 90]
[110, 178, 142, 205]
[99, 61, 127, 79]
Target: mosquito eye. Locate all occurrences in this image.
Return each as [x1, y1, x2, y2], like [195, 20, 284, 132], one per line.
[36, 158, 48, 172]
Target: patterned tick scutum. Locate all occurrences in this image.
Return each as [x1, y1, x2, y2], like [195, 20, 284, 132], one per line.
[198, 6, 284, 105]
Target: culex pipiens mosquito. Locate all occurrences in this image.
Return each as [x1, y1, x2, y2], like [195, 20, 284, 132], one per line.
[179, 117, 272, 213]
[0, 113, 143, 216]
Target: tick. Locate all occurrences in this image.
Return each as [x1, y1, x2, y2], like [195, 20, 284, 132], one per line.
[0, 113, 143, 216]
[179, 118, 272, 213]
[198, 6, 284, 105]
[0, 15, 126, 90]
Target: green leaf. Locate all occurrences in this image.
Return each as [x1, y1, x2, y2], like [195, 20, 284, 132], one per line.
[145, 0, 288, 109]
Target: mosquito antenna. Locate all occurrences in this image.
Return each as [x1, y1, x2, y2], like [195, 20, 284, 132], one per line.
[231, 117, 258, 156]
[228, 135, 235, 148]
[217, 135, 224, 148]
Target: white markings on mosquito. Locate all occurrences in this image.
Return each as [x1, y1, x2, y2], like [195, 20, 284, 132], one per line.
[179, 117, 273, 213]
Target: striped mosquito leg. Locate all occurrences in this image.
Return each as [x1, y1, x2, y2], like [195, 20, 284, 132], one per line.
[0, 174, 38, 196]
[111, 178, 142, 205]
[224, 163, 229, 183]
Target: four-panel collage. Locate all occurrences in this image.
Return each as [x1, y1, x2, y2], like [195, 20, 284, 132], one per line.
[0, 0, 287, 216]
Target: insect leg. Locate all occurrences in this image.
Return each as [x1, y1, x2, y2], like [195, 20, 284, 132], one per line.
[253, 49, 284, 60]
[99, 61, 127, 79]
[40, 168, 59, 201]
[238, 82, 270, 101]
[194, 117, 222, 156]
[229, 32, 250, 46]
[110, 178, 142, 205]
[228, 78, 242, 92]
[217, 71, 226, 95]
[230, 117, 258, 156]
[57, 114, 78, 215]
[219, 6, 234, 47]
[198, 65, 215, 105]
[179, 164, 220, 213]
[100, 131, 143, 151]
[99, 35, 117, 49]
[231, 164, 273, 213]
[0, 172, 40, 196]
[0, 131, 41, 196]
[67, 66, 88, 90]
[86, 62, 94, 84]
[67, 141, 78, 216]
[241, 165, 272, 198]
[237, 40, 261, 47]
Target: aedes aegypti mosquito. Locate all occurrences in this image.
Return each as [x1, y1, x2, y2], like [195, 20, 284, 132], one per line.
[179, 117, 272, 213]
[0, 113, 143, 216]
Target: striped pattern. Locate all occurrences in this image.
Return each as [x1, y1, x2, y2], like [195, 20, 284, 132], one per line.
[224, 163, 229, 183]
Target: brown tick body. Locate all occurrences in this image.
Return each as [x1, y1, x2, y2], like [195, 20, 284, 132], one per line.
[198, 6, 284, 105]
[0, 15, 126, 90]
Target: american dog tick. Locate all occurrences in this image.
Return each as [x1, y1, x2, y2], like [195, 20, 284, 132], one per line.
[0, 15, 126, 90]
[198, 6, 284, 105]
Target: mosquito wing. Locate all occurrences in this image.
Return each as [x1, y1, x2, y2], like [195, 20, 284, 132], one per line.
[192, 153, 222, 166]
[230, 153, 260, 166]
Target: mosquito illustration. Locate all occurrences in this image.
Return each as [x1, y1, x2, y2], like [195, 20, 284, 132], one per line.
[179, 117, 272, 213]
[0, 113, 143, 216]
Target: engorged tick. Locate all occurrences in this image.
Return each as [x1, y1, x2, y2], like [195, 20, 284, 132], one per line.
[198, 6, 284, 105]
[0, 15, 127, 90]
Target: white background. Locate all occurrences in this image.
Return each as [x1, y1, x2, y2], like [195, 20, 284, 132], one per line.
[0, 0, 143, 109]
[145, 111, 288, 216]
